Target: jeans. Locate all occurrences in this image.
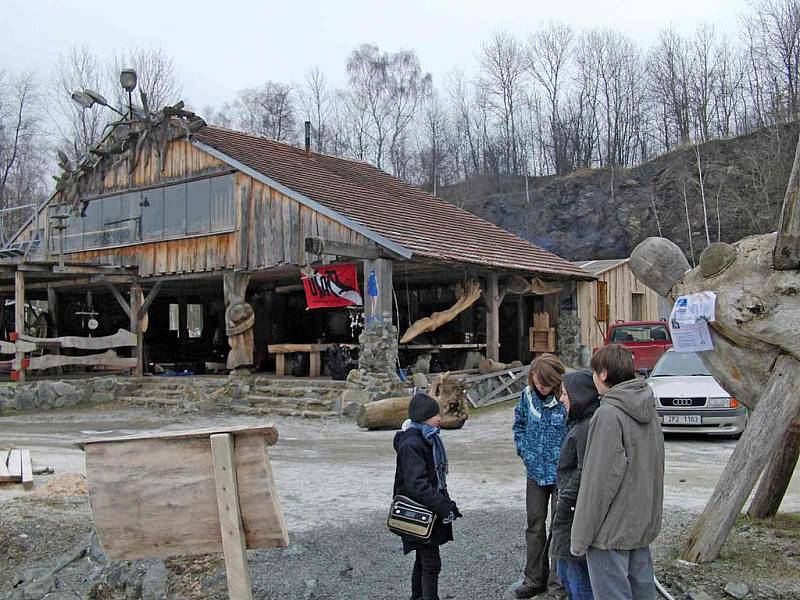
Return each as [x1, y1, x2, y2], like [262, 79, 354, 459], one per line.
[524, 480, 558, 588]
[557, 558, 594, 600]
[585, 546, 655, 600]
[411, 545, 441, 600]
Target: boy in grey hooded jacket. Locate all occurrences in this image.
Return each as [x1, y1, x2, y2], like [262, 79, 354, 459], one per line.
[571, 345, 665, 600]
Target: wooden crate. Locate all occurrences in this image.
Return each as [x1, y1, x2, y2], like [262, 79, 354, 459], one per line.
[529, 327, 556, 353]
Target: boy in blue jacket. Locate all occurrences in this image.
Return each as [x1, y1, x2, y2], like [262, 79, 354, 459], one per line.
[512, 354, 567, 598]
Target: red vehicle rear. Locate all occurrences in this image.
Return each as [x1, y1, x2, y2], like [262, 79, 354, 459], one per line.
[595, 320, 672, 372]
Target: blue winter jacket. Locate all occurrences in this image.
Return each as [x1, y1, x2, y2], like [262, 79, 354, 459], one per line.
[513, 385, 568, 485]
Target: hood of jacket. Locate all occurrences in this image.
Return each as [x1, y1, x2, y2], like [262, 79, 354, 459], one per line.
[563, 369, 600, 423]
[602, 378, 656, 424]
[393, 426, 423, 452]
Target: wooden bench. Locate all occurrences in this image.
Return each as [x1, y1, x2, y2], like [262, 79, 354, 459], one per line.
[268, 343, 333, 377]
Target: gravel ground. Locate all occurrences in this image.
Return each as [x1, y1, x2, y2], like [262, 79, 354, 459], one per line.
[1, 494, 799, 599]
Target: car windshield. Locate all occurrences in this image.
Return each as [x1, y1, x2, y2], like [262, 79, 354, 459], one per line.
[609, 324, 669, 343]
[650, 351, 711, 377]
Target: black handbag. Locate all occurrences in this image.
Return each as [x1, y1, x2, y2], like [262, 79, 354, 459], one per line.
[387, 495, 436, 542]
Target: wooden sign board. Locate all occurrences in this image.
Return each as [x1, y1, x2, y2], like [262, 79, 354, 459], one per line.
[76, 424, 288, 561]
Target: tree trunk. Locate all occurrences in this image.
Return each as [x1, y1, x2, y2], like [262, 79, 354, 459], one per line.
[747, 425, 800, 519]
[356, 396, 467, 430]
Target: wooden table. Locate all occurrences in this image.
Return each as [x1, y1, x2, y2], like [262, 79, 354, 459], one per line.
[268, 343, 333, 377]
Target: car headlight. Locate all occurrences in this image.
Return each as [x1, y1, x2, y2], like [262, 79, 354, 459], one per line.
[707, 397, 732, 408]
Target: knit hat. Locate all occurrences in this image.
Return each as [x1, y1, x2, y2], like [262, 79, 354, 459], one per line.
[408, 393, 440, 422]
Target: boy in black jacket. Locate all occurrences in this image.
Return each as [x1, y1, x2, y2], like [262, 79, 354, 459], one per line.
[393, 393, 461, 600]
[551, 370, 601, 600]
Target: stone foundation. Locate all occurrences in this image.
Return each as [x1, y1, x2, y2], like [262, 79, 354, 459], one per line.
[0, 377, 140, 413]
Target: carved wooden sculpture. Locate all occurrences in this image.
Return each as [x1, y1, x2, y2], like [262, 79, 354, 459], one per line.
[224, 272, 254, 372]
[399, 279, 482, 344]
[630, 133, 800, 562]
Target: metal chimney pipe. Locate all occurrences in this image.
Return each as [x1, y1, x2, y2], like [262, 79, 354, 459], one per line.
[304, 121, 311, 157]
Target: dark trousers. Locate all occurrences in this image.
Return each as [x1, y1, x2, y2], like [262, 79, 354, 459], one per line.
[411, 545, 441, 600]
[585, 546, 655, 600]
[524, 480, 557, 588]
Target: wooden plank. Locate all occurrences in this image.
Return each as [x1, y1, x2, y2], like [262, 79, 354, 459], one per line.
[77, 423, 279, 447]
[0, 450, 11, 482]
[103, 281, 133, 320]
[268, 343, 332, 353]
[748, 427, 800, 518]
[139, 282, 163, 319]
[0, 339, 36, 354]
[683, 355, 800, 562]
[211, 434, 254, 600]
[20, 329, 137, 350]
[7, 449, 22, 480]
[20, 449, 33, 489]
[25, 350, 137, 371]
[15, 270, 25, 382]
[485, 273, 500, 362]
[82, 430, 288, 559]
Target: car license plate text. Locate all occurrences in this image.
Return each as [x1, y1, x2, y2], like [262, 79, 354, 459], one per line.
[663, 415, 701, 425]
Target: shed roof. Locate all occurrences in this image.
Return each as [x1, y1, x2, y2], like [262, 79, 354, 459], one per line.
[571, 258, 629, 276]
[193, 126, 591, 280]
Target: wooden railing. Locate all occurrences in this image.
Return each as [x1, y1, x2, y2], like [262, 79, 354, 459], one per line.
[0, 329, 138, 379]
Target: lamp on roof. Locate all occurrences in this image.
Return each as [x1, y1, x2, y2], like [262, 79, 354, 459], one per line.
[71, 69, 138, 118]
[119, 69, 138, 93]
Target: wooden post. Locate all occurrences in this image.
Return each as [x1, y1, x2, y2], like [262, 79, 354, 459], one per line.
[516, 295, 526, 362]
[46, 285, 62, 376]
[210, 433, 254, 600]
[683, 355, 800, 562]
[485, 273, 500, 362]
[748, 425, 800, 518]
[130, 283, 143, 377]
[14, 270, 25, 382]
[363, 258, 394, 325]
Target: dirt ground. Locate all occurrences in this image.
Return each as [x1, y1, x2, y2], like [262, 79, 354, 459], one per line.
[1, 403, 799, 599]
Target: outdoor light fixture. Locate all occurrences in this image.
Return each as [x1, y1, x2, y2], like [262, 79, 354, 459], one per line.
[71, 91, 96, 109]
[84, 89, 109, 107]
[119, 69, 138, 93]
[139, 196, 150, 208]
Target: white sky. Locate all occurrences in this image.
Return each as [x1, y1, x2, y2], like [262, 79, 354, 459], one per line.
[2, 0, 747, 109]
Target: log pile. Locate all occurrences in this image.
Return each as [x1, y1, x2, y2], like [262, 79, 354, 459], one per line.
[356, 375, 469, 430]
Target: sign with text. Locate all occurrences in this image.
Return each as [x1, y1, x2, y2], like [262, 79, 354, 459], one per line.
[302, 264, 363, 309]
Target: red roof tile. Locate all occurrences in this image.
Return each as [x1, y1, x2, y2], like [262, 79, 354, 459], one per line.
[193, 126, 591, 279]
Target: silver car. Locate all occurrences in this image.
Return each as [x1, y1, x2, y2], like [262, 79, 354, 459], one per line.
[648, 349, 747, 437]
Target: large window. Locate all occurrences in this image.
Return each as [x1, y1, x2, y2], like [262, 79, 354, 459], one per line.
[49, 174, 235, 252]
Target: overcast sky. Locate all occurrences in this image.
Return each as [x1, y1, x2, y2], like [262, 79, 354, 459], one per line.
[3, 0, 748, 109]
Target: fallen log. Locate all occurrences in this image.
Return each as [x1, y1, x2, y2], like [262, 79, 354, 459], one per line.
[357, 394, 468, 430]
[478, 358, 523, 374]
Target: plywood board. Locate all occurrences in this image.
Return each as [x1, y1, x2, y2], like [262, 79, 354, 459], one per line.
[0, 450, 11, 482]
[7, 449, 22, 480]
[84, 429, 288, 559]
[20, 449, 33, 489]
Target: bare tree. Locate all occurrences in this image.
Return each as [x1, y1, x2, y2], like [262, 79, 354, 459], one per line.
[109, 47, 183, 111]
[300, 66, 333, 152]
[232, 82, 297, 142]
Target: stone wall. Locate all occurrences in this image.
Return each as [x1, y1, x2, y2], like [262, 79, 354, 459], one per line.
[0, 377, 140, 413]
[557, 310, 584, 369]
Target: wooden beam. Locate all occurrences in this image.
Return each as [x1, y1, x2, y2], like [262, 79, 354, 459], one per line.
[19, 329, 136, 350]
[22, 349, 137, 371]
[76, 423, 279, 448]
[239, 179, 252, 269]
[15, 270, 25, 382]
[683, 355, 800, 562]
[46, 285, 59, 337]
[210, 433, 254, 600]
[138, 280, 162, 319]
[306, 236, 382, 260]
[484, 273, 500, 362]
[747, 426, 800, 518]
[130, 284, 143, 377]
[20, 449, 33, 489]
[102, 279, 132, 320]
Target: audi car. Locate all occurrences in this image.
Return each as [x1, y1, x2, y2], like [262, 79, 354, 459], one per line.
[647, 349, 747, 437]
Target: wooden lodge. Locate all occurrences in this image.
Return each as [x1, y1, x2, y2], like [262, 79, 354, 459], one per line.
[7, 112, 593, 380]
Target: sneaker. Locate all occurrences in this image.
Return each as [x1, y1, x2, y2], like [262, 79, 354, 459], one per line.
[514, 582, 547, 598]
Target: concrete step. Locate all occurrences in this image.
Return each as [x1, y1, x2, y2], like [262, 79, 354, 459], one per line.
[248, 395, 337, 410]
[121, 395, 182, 406]
[250, 387, 342, 400]
[251, 378, 348, 390]
[231, 405, 340, 419]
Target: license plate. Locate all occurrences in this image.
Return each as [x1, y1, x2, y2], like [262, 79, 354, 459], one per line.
[663, 415, 701, 425]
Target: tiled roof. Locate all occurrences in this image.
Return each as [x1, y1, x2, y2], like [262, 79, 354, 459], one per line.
[193, 126, 592, 279]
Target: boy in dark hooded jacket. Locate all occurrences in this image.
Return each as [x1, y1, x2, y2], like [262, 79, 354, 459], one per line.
[551, 370, 601, 599]
[393, 393, 461, 600]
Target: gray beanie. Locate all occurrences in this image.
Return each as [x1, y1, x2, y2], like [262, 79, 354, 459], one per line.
[408, 393, 440, 422]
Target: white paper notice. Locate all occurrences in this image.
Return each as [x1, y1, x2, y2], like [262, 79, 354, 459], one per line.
[669, 292, 717, 352]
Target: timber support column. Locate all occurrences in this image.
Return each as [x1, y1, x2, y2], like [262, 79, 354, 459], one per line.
[358, 259, 398, 378]
[130, 283, 144, 377]
[683, 355, 800, 562]
[224, 271, 254, 374]
[14, 270, 25, 382]
[484, 273, 501, 362]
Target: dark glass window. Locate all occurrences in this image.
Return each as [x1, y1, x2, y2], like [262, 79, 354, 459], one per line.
[186, 178, 211, 234]
[82, 199, 103, 249]
[163, 183, 187, 238]
[101, 195, 123, 245]
[140, 187, 164, 241]
[211, 174, 235, 231]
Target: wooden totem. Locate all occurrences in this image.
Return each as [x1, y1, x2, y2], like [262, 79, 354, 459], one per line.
[224, 271, 254, 372]
[629, 133, 800, 563]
